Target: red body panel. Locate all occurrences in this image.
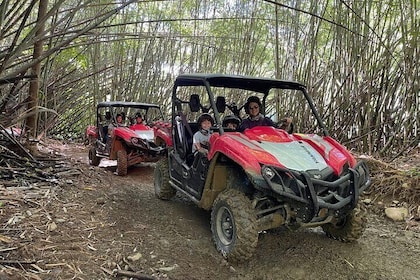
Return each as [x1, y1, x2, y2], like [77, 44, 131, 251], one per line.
[243, 126, 293, 143]
[114, 126, 142, 139]
[324, 136, 357, 167]
[153, 121, 173, 146]
[129, 124, 150, 131]
[86, 125, 97, 138]
[208, 126, 356, 176]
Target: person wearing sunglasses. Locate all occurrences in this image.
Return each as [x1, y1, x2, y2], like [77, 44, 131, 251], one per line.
[238, 96, 276, 131]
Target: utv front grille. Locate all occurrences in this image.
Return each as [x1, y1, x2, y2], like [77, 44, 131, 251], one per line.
[261, 161, 371, 219]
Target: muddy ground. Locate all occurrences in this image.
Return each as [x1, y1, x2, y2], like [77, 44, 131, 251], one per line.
[1, 142, 419, 280]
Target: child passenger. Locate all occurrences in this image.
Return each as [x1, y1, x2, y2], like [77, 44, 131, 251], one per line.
[222, 115, 240, 131]
[192, 113, 214, 155]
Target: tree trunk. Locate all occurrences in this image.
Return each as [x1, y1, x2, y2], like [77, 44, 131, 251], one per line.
[26, 0, 48, 141]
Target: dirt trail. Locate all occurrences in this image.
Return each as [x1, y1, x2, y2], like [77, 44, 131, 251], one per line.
[1, 143, 419, 280]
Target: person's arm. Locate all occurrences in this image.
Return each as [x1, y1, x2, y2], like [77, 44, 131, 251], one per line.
[193, 132, 210, 154]
[278, 117, 293, 133]
[263, 117, 276, 127]
[194, 142, 202, 152]
[238, 119, 250, 132]
[192, 132, 201, 153]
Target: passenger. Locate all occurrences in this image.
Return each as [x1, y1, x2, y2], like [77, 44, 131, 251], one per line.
[108, 113, 124, 139]
[238, 96, 275, 131]
[222, 115, 240, 131]
[115, 113, 124, 126]
[192, 113, 214, 155]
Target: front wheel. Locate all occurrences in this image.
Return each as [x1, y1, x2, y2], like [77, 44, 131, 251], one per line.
[116, 149, 128, 176]
[88, 146, 100, 166]
[322, 204, 367, 242]
[211, 189, 258, 262]
[154, 158, 176, 200]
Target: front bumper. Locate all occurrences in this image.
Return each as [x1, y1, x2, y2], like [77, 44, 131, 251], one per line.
[129, 138, 166, 156]
[261, 161, 371, 222]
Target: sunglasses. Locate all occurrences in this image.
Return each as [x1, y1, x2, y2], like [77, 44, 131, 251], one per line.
[249, 106, 259, 110]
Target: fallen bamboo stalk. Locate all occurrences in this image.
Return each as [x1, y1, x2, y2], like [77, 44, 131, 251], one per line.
[0, 124, 36, 162]
[114, 269, 155, 280]
[0, 247, 19, 253]
[44, 263, 67, 267]
[0, 228, 24, 232]
[0, 196, 26, 203]
[100, 266, 114, 275]
[0, 259, 35, 265]
[100, 266, 155, 280]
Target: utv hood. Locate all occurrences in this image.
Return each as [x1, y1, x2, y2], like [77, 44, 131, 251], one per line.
[221, 126, 350, 174]
[133, 130, 154, 141]
[258, 141, 329, 171]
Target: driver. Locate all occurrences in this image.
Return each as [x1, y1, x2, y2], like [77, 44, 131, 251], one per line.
[238, 96, 275, 131]
[130, 112, 149, 130]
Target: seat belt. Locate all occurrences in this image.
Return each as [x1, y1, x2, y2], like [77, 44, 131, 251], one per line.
[175, 116, 184, 143]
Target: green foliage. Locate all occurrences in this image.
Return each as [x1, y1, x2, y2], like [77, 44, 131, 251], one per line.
[55, 46, 88, 70]
[405, 168, 420, 178]
[0, 0, 417, 159]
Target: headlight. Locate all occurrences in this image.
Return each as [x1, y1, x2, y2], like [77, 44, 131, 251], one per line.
[262, 166, 276, 180]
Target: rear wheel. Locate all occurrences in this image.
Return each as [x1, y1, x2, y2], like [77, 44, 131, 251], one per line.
[154, 158, 176, 200]
[322, 204, 367, 242]
[88, 146, 100, 166]
[211, 189, 258, 262]
[116, 149, 128, 176]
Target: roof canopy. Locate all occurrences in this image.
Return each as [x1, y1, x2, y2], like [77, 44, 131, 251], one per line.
[97, 101, 161, 109]
[174, 73, 306, 93]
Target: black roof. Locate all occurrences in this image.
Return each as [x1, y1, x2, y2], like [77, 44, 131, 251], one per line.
[97, 101, 161, 109]
[174, 73, 306, 93]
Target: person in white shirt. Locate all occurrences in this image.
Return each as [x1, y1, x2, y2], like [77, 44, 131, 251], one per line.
[192, 113, 214, 155]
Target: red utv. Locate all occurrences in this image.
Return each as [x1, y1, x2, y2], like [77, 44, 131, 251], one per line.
[153, 74, 371, 262]
[87, 101, 169, 175]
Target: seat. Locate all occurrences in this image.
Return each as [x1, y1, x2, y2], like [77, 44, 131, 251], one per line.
[102, 126, 108, 143]
[102, 111, 112, 143]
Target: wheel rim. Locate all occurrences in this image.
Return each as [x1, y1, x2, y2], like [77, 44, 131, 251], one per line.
[216, 206, 235, 245]
[332, 216, 348, 229]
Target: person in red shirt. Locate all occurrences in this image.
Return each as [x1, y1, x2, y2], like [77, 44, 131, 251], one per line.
[130, 113, 149, 130]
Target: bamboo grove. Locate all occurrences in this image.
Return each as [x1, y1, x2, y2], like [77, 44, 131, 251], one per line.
[0, 0, 418, 159]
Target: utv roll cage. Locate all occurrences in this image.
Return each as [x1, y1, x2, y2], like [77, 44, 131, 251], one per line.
[171, 73, 329, 137]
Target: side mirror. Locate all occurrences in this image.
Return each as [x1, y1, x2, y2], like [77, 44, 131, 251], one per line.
[216, 96, 226, 113]
[189, 94, 201, 112]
